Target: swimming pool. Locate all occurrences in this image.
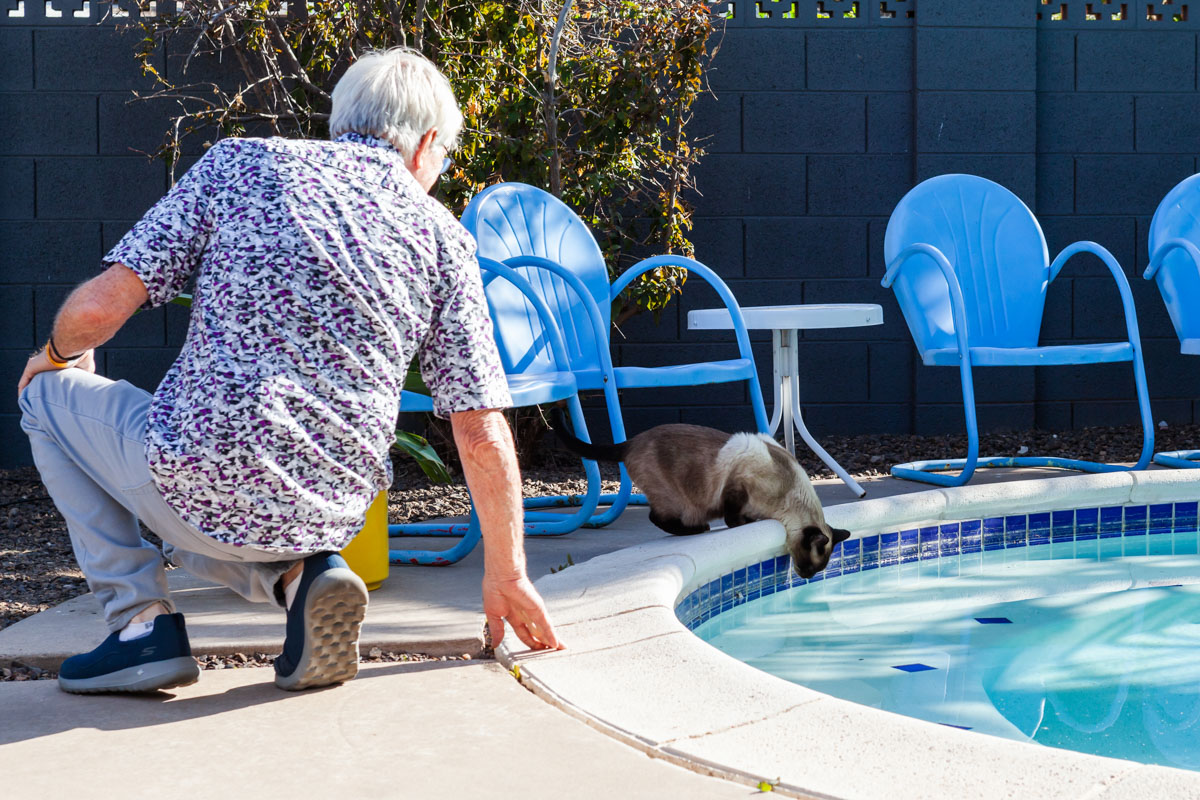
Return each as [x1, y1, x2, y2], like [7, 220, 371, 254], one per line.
[499, 470, 1200, 799]
[692, 510, 1200, 771]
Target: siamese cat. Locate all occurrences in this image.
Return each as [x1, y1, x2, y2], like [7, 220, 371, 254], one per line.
[549, 409, 851, 578]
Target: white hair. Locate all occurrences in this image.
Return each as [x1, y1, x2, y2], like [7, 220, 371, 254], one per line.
[329, 47, 463, 159]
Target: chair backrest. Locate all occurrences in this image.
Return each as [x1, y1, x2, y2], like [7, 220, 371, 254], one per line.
[1148, 173, 1200, 348]
[884, 174, 1050, 355]
[462, 183, 611, 376]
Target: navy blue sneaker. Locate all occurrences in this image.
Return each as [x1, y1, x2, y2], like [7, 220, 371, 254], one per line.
[274, 552, 368, 691]
[58, 612, 200, 694]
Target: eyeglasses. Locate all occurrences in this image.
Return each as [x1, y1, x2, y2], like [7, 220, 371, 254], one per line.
[440, 157, 452, 176]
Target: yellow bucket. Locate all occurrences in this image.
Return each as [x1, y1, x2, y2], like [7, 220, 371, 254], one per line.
[340, 490, 390, 591]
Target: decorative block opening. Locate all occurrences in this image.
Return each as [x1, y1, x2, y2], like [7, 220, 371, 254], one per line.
[816, 0, 859, 19]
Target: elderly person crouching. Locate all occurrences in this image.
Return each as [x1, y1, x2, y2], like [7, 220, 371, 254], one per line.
[17, 48, 561, 695]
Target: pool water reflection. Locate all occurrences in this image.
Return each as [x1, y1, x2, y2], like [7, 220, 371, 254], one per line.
[697, 531, 1200, 771]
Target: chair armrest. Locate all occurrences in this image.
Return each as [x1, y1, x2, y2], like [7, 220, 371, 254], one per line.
[611, 254, 753, 362]
[495, 254, 618, 381]
[1145, 236, 1200, 280]
[477, 256, 575, 375]
[881, 243, 973, 360]
[612, 254, 768, 433]
[1048, 240, 1143, 346]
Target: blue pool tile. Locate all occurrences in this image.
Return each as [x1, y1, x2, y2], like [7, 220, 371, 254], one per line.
[1028, 512, 1050, 546]
[1100, 506, 1124, 538]
[983, 517, 1005, 550]
[975, 617, 1013, 624]
[721, 573, 734, 604]
[939, 523, 961, 557]
[880, 531, 900, 565]
[774, 555, 789, 579]
[1149, 503, 1173, 535]
[1176, 501, 1199, 532]
[1051, 509, 1075, 542]
[1005, 515, 1028, 548]
[893, 663, 936, 673]
[761, 581, 777, 598]
[900, 529, 919, 563]
[919, 526, 940, 560]
[1076, 507, 1099, 539]
[1124, 505, 1147, 536]
[747, 563, 762, 600]
[841, 539, 861, 574]
[733, 567, 747, 592]
[961, 520, 982, 553]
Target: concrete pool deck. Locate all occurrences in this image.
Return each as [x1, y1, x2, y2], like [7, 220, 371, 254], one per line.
[3, 466, 1199, 798]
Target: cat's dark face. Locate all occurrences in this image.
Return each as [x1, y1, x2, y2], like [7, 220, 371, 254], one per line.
[789, 525, 852, 578]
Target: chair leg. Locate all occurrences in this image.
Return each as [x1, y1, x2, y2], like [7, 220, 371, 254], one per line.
[892, 352, 1158, 486]
[388, 396, 605, 563]
[890, 356, 981, 487]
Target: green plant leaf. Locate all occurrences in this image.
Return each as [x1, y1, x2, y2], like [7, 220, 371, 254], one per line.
[394, 429, 452, 484]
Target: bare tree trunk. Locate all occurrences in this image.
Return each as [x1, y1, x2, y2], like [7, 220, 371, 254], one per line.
[542, 0, 573, 198]
[413, 0, 427, 51]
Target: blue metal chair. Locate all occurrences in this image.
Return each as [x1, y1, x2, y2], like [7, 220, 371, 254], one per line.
[1145, 173, 1200, 469]
[881, 174, 1154, 486]
[388, 256, 603, 565]
[460, 182, 770, 525]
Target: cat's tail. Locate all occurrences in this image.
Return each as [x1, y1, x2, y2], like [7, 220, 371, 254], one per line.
[548, 407, 628, 463]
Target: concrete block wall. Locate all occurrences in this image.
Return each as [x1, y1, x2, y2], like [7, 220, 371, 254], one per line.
[3, 0, 1200, 466]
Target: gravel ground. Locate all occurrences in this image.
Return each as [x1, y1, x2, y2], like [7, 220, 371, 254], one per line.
[3, 420, 1197, 681]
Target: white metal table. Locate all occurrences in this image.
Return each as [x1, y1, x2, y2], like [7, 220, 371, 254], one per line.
[687, 303, 884, 498]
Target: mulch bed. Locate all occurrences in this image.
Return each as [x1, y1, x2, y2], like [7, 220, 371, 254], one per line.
[2, 420, 1196, 680]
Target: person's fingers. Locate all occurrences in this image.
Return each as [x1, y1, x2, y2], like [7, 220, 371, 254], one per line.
[487, 614, 505, 648]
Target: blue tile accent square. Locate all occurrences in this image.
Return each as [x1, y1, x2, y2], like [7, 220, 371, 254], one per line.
[1051, 509, 1075, 542]
[975, 617, 1013, 624]
[893, 663, 937, 673]
[939, 523, 961, 557]
[900, 529, 919, 563]
[1100, 506, 1124, 538]
[1176, 501, 1198, 533]
[961, 519, 982, 553]
[1028, 512, 1050, 546]
[983, 517, 1005, 550]
[1149, 503, 1173, 535]
[1005, 515, 1028, 548]
[1076, 507, 1099, 539]
[733, 566, 747, 591]
[761, 581, 777, 598]
[919, 526, 940, 559]
[1124, 505, 1147, 536]
[721, 573, 733, 603]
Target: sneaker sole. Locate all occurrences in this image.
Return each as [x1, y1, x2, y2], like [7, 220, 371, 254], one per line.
[58, 656, 200, 694]
[275, 567, 368, 691]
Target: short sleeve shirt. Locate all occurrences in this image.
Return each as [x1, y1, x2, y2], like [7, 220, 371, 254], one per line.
[104, 134, 512, 553]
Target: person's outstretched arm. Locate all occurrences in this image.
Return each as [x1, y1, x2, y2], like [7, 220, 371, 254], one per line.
[450, 408, 563, 652]
[17, 263, 148, 395]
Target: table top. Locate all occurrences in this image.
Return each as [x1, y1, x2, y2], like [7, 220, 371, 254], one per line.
[687, 303, 884, 331]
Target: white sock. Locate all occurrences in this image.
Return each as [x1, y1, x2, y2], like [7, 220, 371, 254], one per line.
[284, 575, 301, 610]
[119, 620, 155, 642]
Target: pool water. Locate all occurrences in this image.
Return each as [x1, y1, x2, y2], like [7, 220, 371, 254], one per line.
[696, 529, 1200, 770]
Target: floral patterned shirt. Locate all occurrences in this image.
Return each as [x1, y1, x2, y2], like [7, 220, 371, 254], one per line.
[104, 133, 512, 553]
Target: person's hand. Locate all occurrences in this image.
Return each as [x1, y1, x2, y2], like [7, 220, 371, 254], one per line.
[482, 573, 563, 652]
[17, 348, 95, 397]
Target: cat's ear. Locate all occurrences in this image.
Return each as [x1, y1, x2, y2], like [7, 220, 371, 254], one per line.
[831, 528, 851, 544]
